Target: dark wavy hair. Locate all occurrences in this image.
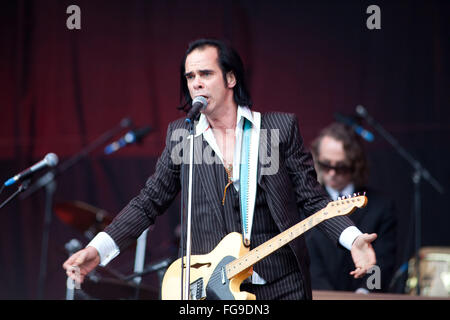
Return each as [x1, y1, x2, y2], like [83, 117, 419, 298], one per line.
[311, 122, 369, 188]
[177, 38, 253, 112]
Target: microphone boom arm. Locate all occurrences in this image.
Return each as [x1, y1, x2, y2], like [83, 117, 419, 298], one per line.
[356, 105, 444, 193]
[19, 117, 133, 200]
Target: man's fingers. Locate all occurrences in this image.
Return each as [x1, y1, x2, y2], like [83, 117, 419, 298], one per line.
[63, 252, 80, 269]
[63, 247, 100, 284]
[62, 254, 77, 270]
[364, 233, 377, 243]
[63, 250, 87, 283]
[66, 264, 84, 283]
[74, 250, 87, 265]
[355, 233, 377, 246]
[63, 250, 86, 270]
[350, 267, 366, 278]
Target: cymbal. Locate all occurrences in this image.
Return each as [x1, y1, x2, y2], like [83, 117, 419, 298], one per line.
[54, 201, 113, 236]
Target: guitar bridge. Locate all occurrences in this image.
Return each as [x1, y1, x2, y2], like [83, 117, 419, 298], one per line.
[190, 277, 206, 300]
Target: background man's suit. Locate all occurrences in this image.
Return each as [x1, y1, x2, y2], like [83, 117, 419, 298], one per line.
[306, 187, 397, 292]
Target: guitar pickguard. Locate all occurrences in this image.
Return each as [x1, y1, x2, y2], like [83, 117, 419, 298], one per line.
[205, 255, 237, 300]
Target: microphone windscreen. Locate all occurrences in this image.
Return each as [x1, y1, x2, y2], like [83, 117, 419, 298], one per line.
[356, 105, 367, 117]
[45, 153, 59, 167]
[186, 96, 208, 122]
[192, 95, 207, 108]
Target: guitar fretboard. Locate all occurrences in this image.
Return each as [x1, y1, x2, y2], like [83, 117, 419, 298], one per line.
[225, 207, 329, 279]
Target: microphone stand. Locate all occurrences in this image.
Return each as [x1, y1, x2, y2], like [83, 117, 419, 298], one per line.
[123, 257, 173, 281]
[182, 119, 195, 300]
[36, 178, 57, 299]
[131, 228, 148, 299]
[123, 257, 173, 300]
[356, 105, 445, 295]
[0, 180, 31, 209]
[18, 117, 132, 299]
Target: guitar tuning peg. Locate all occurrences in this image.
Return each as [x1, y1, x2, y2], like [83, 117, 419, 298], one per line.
[353, 193, 357, 197]
[337, 196, 341, 200]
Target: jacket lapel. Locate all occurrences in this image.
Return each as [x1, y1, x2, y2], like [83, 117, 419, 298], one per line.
[193, 135, 226, 231]
[257, 118, 266, 186]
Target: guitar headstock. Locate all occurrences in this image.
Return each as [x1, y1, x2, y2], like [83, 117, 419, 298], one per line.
[323, 193, 368, 218]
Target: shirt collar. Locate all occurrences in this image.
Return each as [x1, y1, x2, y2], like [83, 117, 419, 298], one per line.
[326, 183, 355, 201]
[195, 105, 254, 137]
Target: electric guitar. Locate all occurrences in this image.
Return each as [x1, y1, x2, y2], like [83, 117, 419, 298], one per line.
[161, 194, 367, 300]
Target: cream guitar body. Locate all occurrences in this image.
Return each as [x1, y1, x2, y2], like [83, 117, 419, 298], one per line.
[161, 232, 255, 300]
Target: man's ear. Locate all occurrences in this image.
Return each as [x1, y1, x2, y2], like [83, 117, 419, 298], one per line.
[226, 71, 236, 88]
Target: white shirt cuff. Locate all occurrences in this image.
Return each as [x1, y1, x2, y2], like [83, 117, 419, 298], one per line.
[87, 232, 120, 266]
[251, 271, 267, 285]
[339, 226, 363, 250]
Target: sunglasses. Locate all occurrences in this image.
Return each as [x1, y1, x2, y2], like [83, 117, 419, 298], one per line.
[317, 161, 353, 175]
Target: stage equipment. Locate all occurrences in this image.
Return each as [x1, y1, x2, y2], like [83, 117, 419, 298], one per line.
[54, 201, 113, 240]
[356, 105, 445, 295]
[104, 126, 152, 155]
[334, 112, 374, 142]
[18, 117, 132, 299]
[406, 247, 450, 297]
[81, 269, 159, 300]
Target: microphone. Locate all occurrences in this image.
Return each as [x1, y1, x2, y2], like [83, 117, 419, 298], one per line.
[355, 105, 368, 118]
[4, 153, 59, 187]
[104, 126, 152, 155]
[334, 112, 374, 142]
[185, 96, 208, 124]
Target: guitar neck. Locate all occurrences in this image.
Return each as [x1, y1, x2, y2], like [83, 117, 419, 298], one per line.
[226, 207, 328, 279]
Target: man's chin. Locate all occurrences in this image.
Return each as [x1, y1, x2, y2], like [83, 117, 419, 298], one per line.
[327, 182, 344, 191]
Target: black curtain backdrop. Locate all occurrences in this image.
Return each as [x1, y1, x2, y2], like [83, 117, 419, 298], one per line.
[0, 0, 449, 299]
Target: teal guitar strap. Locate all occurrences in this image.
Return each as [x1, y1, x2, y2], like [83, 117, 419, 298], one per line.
[240, 118, 252, 247]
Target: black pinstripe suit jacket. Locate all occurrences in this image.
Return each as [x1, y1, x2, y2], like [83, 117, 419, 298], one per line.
[104, 112, 356, 298]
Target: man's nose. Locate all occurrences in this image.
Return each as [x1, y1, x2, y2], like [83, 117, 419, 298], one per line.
[192, 76, 204, 90]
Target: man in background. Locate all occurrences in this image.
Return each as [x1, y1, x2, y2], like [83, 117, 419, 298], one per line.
[307, 122, 397, 293]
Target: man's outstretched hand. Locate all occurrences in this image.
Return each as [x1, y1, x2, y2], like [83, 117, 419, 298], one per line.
[350, 233, 377, 278]
[62, 246, 100, 284]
